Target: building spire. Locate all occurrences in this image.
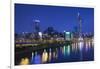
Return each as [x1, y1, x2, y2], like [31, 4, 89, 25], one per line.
[77, 12, 82, 37]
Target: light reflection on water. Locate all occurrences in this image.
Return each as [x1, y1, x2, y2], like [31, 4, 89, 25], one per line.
[20, 57, 29, 65]
[48, 48, 52, 62]
[19, 41, 94, 65]
[42, 49, 48, 63]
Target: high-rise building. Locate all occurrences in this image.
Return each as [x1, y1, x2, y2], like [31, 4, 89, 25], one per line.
[77, 12, 82, 37]
[34, 19, 40, 33]
[64, 31, 71, 41]
[33, 19, 40, 39]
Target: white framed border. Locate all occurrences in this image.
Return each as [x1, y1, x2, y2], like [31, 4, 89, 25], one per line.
[11, 0, 96, 69]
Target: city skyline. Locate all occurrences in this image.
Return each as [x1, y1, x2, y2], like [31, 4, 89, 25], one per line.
[15, 4, 94, 65]
[15, 4, 94, 34]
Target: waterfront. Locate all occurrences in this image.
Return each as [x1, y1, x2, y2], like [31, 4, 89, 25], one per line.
[15, 38, 94, 65]
[15, 4, 94, 65]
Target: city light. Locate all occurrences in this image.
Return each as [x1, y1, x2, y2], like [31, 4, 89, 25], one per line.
[20, 58, 29, 65]
[42, 49, 48, 63]
[15, 4, 94, 65]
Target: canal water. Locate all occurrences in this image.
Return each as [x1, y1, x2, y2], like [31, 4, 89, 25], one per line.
[15, 41, 94, 65]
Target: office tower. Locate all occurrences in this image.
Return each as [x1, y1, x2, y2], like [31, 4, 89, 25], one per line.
[34, 19, 40, 39]
[78, 12, 82, 37]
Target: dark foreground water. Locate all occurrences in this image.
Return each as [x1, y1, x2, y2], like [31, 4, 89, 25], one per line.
[15, 41, 94, 65]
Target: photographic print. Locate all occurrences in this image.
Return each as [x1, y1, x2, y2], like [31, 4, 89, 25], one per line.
[15, 4, 94, 65]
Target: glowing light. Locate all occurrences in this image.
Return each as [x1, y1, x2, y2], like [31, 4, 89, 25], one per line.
[65, 32, 70, 34]
[63, 46, 66, 56]
[88, 40, 91, 48]
[42, 49, 48, 63]
[78, 41, 84, 51]
[39, 32, 42, 39]
[31, 52, 34, 63]
[34, 19, 40, 22]
[65, 32, 71, 40]
[20, 58, 29, 65]
[78, 37, 84, 50]
[67, 45, 70, 55]
[78, 41, 84, 60]
[34, 52, 41, 64]
[48, 48, 52, 61]
[85, 41, 90, 52]
[20, 58, 24, 65]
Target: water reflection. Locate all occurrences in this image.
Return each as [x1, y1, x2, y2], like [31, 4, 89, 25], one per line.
[67, 45, 71, 56]
[19, 40, 94, 65]
[63, 46, 66, 56]
[20, 57, 29, 65]
[48, 48, 52, 62]
[42, 49, 48, 63]
[78, 42, 83, 51]
[32, 52, 41, 64]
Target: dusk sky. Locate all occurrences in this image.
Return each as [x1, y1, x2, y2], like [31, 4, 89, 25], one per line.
[15, 4, 94, 34]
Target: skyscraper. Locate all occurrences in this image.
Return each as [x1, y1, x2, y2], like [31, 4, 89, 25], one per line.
[77, 12, 82, 37]
[34, 19, 40, 39]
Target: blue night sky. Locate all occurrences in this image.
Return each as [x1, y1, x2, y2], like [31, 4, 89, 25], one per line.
[15, 4, 94, 34]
